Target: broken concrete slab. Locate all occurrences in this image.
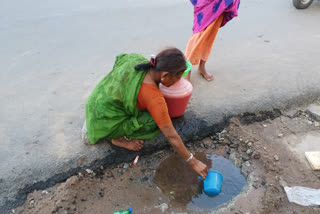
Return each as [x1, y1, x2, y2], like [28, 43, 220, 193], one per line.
[284, 132, 320, 169]
[307, 104, 320, 122]
[305, 152, 320, 171]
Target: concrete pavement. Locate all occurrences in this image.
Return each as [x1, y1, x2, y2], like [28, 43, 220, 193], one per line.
[1, 0, 320, 212]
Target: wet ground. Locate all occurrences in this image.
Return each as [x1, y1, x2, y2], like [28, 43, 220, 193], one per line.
[155, 153, 246, 212]
[14, 106, 320, 214]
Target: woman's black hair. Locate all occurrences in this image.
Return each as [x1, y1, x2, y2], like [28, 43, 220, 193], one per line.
[135, 47, 187, 76]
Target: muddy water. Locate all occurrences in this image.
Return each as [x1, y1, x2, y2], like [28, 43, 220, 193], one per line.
[154, 152, 247, 211]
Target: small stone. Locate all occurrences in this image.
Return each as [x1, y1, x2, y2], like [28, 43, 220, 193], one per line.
[246, 149, 253, 156]
[261, 181, 266, 186]
[141, 176, 149, 182]
[117, 169, 123, 175]
[235, 158, 242, 168]
[278, 133, 283, 138]
[230, 143, 239, 148]
[53, 206, 61, 212]
[252, 183, 258, 189]
[98, 191, 104, 198]
[248, 142, 253, 147]
[155, 203, 168, 212]
[100, 166, 104, 170]
[42, 190, 49, 195]
[274, 155, 279, 161]
[242, 154, 250, 161]
[307, 104, 320, 122]
[123, 163, 129, 169]
[225, 148, 231, 154]
[244, 161, 251, 167]
[283, 109, 300, 118]
[29, 199, 35, 207]
[86, 169, 93, 174]
[203, 137, 212, 148]
[70, 205, 76, 211]
[308, 121, 313, 125]
[315, 122, 320, 127]
[316, 174, 320, 180]
[221, 129, 227, 134]
[11, 210, 15, 214]
[252, 151, 261, 159]
[262, 124, 267, 128]
[170, 191, 175, 195]
[245, 140, 249, 144]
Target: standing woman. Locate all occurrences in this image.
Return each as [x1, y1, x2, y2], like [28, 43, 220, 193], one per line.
[185, 0, 240, 81]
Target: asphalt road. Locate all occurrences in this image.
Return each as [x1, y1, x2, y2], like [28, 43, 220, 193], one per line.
[1, 0, 320, 212]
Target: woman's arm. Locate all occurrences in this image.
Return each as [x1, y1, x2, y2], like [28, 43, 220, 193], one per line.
[160, 123, 209, 179]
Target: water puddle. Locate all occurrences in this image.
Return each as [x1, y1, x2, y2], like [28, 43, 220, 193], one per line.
[154, 152, 247, 211]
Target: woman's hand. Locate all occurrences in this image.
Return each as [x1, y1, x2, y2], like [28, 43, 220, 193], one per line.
[189, 157, 208, 179]
[159, 124, 209, 179]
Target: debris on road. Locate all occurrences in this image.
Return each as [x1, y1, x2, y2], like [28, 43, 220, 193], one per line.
[155, 203, 168, 212]
[85, 169, 93, 174]
[307, 104, 320, 122]
[284, 186, 320, 207]
[14, 108, 320, 214]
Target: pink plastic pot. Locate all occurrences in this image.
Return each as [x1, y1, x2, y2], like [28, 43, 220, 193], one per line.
[160, 61, 193, 118]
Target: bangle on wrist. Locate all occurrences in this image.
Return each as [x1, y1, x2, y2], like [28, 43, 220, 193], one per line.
[186, 153, 193, 163]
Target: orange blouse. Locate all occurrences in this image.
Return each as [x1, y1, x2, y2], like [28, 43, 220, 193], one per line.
[136, 83, 172, 128]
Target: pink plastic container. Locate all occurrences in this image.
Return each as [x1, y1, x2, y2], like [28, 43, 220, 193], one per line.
[160, 61, 193, 118]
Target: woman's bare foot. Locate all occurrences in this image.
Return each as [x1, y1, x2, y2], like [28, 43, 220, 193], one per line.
[111, 137, 144, 151]
[198, 60, 214, 82]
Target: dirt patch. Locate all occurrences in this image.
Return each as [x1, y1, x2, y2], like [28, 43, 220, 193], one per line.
[14, 110, 320, 214]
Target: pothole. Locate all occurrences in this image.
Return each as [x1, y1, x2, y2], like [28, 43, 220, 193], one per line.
[154, 153, 247, 212]
[14, 109, 320, 214]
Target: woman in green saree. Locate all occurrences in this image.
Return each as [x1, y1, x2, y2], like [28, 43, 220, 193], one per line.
[85, 48, 208, 178]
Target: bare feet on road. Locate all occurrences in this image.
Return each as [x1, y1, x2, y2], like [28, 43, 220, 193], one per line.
[198, 60, 214, 82]
[198, 68, 214, 82]
[111, 137, 144, 151]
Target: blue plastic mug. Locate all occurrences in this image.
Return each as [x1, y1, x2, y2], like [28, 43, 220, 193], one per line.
[201, 170, 223, 195]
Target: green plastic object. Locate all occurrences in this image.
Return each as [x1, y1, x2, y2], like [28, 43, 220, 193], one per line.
[114, 208, 133, 214]
[181, 61, 192, 77]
